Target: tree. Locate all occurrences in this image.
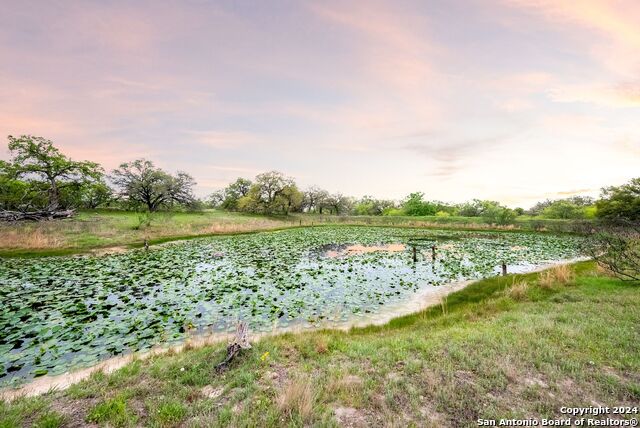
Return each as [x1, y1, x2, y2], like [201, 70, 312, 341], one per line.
[221, 178, 252, 210]
[111, 159, 196, 211]
[582, 220, 639, 281]
[324, 193, 352, 215]
[279, 185, 304, 214]
[208, 190, 226, 208]
[238, 171, 296, 214]
[303, 186, 329, 213]
[596, 178, 640, 221]
[479, 201, 516, 225]
[3, 135, 102, 210]
[353, 195, 394, 216]
[458, 199, 485, 217]
[402, 192, 438, 216]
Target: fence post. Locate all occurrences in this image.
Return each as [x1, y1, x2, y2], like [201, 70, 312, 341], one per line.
[431, 245, 436, 261]
[501, 262, 507, 276]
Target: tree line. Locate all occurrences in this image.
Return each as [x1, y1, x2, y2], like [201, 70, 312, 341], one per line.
[1, 135, 638, 223]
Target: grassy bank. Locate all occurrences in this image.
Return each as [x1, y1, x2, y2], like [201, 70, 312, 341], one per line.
[1, 262, 638, 427]
[0, 210, 581, 257]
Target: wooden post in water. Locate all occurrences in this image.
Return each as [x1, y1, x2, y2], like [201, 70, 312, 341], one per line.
[431, 245, 436, 261]
[299, 219, 302, 226]
[501, 262, 507, 276]
[412, 246, 417, 262]
[144, 239, 149, 251]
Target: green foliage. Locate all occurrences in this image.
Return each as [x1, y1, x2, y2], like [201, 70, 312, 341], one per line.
[150, 400, 188, 427]
[402, 192, 437, 216]
[528, 196, 594, 218]
[382, 207, 404, 216]
[236, 171, 303, 214]
[541, 200, 587, 219]
[1, 135, 103, 210]
[33, 411, 66, 428]
[458, 199, 485, 217]
[596, 177, 640, 221]
[86, 397, 137, 427]
[219, 177, 253, 210]
[482, 203, 517, 225]
[353, 195, 392, 215]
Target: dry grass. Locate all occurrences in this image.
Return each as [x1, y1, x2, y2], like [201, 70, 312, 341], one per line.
[315, 338, 328, 354]
[506, 279, 529, 301]
[538, 264, 575, 289]
[200, 219, 289, 234]
[276, 376, 316, 421]
[439, 294, 448, 315]
[0, 227, 64, 249]
[326, 374, 363, 396]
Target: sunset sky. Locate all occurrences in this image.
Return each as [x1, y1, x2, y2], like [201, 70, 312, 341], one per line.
[1, 0, 638, 207]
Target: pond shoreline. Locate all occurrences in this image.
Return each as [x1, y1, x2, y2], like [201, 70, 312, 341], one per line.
[0, 221, 581, 259]
[0, 258, 582, 402]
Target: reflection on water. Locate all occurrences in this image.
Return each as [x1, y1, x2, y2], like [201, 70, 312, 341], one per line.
[323, 243, 407, 258]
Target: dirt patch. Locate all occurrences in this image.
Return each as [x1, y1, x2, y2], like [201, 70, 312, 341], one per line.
[523, 376, 548, 389]
[52, 397, 99, 427]
[200, 385, 224, 399]
[334, 406, 367, 427]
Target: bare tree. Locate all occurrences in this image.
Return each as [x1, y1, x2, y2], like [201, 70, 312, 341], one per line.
[111, 159, 196, 211]
[582, 219, 640, 281]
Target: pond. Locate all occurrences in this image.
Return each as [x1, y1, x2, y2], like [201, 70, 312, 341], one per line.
[0, 226, 582, 386]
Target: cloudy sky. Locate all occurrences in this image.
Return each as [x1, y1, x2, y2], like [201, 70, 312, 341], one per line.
[1, 0, 638, 207]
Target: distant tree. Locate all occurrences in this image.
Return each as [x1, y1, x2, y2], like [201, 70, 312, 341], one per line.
[303, 186, 329, 213]
[541, 200, 587, 219]
[207, 190, 226, 208]
[324, 193, 352, 215]
[478, 200, 517, 225]
[237, 171, 300, 214]
[353, 195, 394, 216]
[458, 199, 485, 217]
[221, 178, 252, 210]
[528, 196, 594, 217]
[2, 135, 102, 210]
[514, 207, 525, 216]
[596, 178, 640, 221]
[279, 185, 304, 214]
[402, 192, 437, 216]
[111, 159, 196, 211]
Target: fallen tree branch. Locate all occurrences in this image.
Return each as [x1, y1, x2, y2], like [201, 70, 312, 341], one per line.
[0, 209, 75, 222]
[215, 321, 251, 372]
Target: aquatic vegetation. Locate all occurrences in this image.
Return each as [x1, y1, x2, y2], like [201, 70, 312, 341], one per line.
[0, 227, 581, 386]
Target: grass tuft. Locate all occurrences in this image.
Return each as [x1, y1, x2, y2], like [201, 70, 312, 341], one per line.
[276, 376, 316, 422]
[86, 396, 137, 427]
[538, 264, 575, 289]
[506, 279, 530, 301]
[33, 411, 65, 428]
[149, 400, 188, 427]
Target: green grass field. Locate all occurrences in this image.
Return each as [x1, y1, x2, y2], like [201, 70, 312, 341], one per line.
[1, 262, 637, 427]
[0, 210, 580, 257]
